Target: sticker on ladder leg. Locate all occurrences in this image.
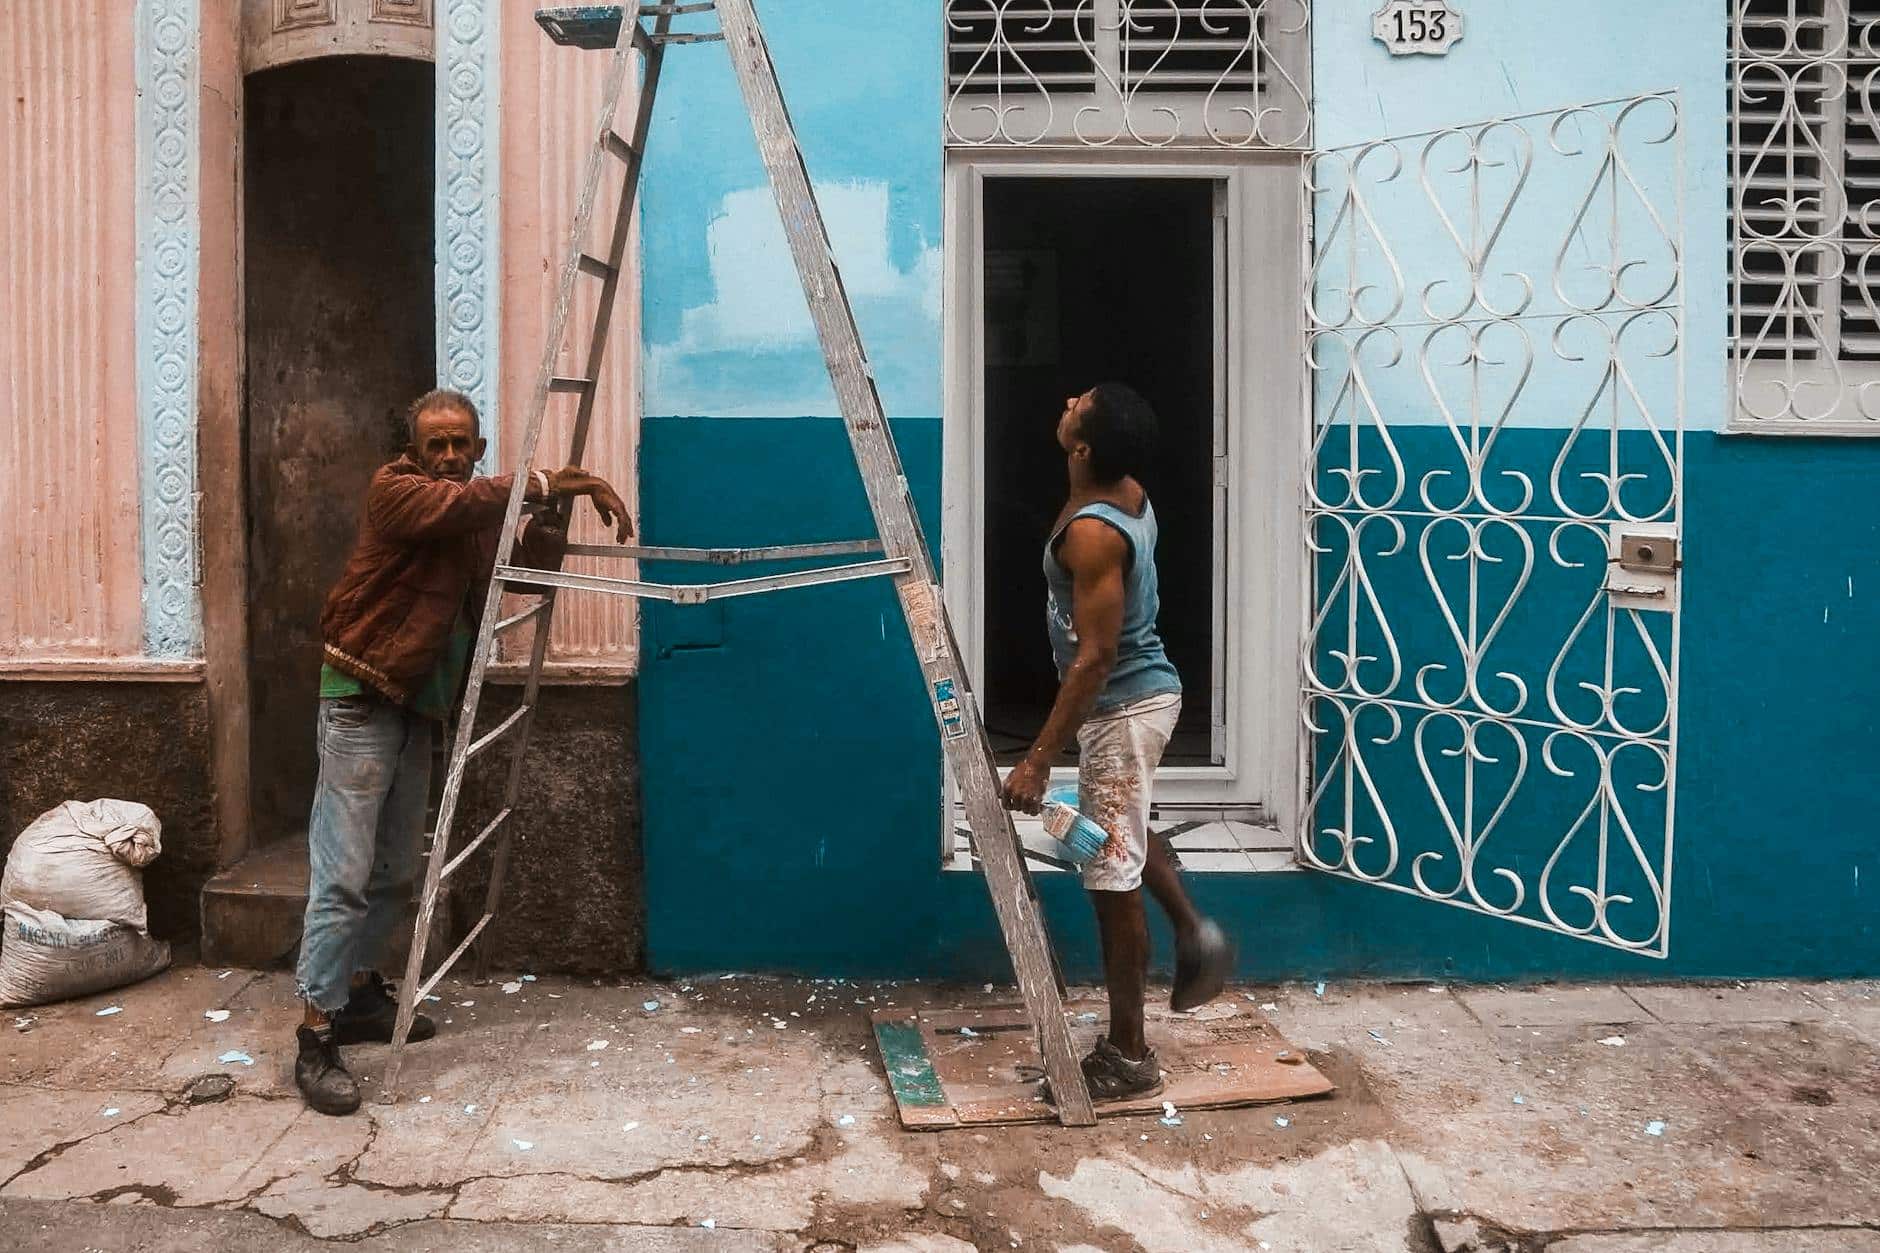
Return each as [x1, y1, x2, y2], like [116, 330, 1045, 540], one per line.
[932, 678, 967, 741]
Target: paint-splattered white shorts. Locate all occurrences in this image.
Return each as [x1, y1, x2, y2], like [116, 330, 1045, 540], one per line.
[1076, 691, 1181, 893]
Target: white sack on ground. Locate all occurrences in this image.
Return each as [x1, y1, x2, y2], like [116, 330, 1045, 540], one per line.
[0, 903, 172, 1008]
[0, 800, 163, 932]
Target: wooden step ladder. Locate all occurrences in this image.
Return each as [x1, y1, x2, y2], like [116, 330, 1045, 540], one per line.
[382, 0, 1098, 1126]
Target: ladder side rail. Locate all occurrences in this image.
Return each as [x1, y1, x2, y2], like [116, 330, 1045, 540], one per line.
[711, 0, 1097, 1127]
[384, 15, 646, 1101]
[465, 9, 676, 980]
[565, 12, 673, 468]
[470, 581, 560, 982]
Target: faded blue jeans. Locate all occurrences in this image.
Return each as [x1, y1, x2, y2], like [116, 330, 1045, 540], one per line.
[295, 696, 433, 1012]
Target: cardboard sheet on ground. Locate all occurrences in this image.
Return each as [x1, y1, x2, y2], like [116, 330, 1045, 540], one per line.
[872, 998, 1334, 1129]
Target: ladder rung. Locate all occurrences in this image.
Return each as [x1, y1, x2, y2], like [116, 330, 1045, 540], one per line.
[415, 911, 494, 1002]
[563, 539, 883, 564]
[548, 375, 595, 393]
[651, 31, 723, 43]
[465, 704, 532, 762]
[639, 3, 716, 14]
[576, 252, 617, 280]
[439, 807, 513, 883]
[495, 558, 911, 604]
[604, 130, 638, 162]
[492, 601, 548, 634]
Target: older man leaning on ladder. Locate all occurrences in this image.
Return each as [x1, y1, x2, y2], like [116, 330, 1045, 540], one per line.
[292, 387, 629, 1116]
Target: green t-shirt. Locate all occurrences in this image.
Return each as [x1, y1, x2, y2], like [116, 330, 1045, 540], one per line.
[320, 614, 474, 722]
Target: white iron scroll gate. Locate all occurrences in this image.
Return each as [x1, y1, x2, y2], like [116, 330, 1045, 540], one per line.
[1297, 93, 1687, 958]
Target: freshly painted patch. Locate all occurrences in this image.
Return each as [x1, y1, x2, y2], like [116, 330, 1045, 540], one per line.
[640, 1, 942, 420]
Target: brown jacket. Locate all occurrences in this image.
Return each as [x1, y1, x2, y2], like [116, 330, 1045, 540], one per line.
[319, 454, 566, 706]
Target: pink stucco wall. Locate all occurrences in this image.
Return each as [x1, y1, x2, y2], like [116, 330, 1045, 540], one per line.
[1, 6, 641, 671]
[499, 13, 640, 673]
[0, 2, 142, 661]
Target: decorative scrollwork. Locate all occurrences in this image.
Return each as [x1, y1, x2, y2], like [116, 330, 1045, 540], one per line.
[944, 0, 1311, 149]
[136, 0, 202, 657]
[1302, 94, 1684, 957]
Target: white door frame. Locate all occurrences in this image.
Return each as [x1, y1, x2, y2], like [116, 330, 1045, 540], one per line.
[940, 148, 1306, 830]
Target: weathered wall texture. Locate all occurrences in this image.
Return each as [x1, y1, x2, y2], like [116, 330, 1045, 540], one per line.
[447, 683, 643, 973]
[243, 57, 437, 845]
[496, 19, 640, 673]
[0, 0, 142, 660]
[241, 0, 434, 74]
[0, 683, 217, 943]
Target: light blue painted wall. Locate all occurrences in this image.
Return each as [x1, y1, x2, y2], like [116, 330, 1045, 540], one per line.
[1311, 0, 1727, 432]
[641, 4, 943, 420]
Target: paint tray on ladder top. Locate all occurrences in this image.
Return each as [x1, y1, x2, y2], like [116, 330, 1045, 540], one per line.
[871, 998, 1333, 1129]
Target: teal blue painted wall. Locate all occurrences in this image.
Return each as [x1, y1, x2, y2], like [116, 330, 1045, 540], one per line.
[636, 2, 1879, 980]
[640, 420, 1880, 980]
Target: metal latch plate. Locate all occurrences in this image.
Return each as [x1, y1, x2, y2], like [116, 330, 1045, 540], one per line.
[1617, 533, 1680, 575]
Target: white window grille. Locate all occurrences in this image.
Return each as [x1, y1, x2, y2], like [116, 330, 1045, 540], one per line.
[944, 0, 1312, 149]
[1731, 0, 1880, 431]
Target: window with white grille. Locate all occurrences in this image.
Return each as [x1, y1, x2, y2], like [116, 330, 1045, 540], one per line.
[944, 0, 1310, 149]
[1732, 0, 1880, 430]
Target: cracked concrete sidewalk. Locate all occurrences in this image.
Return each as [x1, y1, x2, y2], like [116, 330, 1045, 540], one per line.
[2, 969, 1878, 1252]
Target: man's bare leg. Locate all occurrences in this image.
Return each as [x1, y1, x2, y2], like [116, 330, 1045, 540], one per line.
[1090, 887, 1150, 1059]
[1142, 832, 1202, 940]
[1142, 832, 1233, 1012]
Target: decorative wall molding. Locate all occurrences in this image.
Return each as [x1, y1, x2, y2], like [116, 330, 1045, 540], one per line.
[244, 0, 434, 76]
[438, 0, 501, 464]
[274, 0, 337, 32]
[135, 0, 202, 658]
[371, 0, 431, 28]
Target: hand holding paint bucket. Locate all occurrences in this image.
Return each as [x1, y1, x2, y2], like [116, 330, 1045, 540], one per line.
[1041, 785, 1109, 867]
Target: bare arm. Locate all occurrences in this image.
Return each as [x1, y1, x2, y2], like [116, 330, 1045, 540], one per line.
[1002, 518, 1128, 814]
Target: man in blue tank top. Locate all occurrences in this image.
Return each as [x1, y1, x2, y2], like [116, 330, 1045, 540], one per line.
[1003, 383, 1234, 1102]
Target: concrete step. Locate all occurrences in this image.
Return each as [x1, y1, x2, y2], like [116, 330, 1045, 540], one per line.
[199, 835, 310, 969]
[199, 836, 434, 973]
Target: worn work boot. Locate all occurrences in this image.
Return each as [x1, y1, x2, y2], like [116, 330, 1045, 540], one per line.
[1081, 1037, 1165, 1101]
[295, 1026, 361, 1116]
[332, 971, 436, 1046]
[1171, 917, 1234, 1013]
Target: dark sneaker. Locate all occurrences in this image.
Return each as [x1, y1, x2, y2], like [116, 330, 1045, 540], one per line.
[1043, 1037, 1166, 1105]
[295, 1026, 361, 1116]
[332, 971, 436, 1046]
[1171, 918, 1234, 1013]
[1080, 1037, 1164, 1101]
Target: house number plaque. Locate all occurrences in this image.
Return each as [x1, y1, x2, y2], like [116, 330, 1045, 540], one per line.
[1373, 1, 1463, 56]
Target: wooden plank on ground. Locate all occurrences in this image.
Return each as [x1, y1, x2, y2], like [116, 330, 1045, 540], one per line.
[871, 998, 1335, 1130]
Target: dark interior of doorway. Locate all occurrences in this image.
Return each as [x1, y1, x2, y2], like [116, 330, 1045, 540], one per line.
[982, 177, 1217, 768]
[245, 57, 435, 845]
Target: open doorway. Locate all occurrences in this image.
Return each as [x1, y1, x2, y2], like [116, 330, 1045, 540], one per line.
[244, 57, 435, 844]
[981, 177, 1219, 768]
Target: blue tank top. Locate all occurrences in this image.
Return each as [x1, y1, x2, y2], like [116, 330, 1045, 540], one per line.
[1044, 498, 1183, 714]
